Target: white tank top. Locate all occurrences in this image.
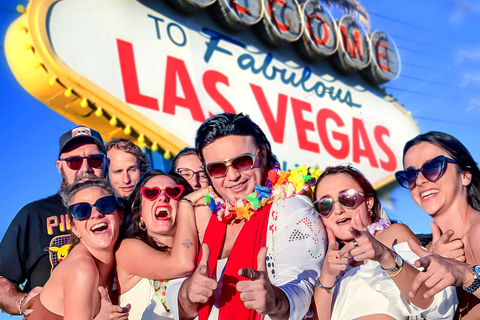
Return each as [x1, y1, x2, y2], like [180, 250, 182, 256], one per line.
[120, 277, 172, 320]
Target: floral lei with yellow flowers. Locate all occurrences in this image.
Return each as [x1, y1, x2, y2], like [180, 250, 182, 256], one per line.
[204, 165, 322, 223]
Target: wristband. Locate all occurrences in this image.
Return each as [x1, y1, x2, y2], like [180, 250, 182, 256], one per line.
[464, 265, 480, 294]
[316, 279, 335, 292]
[386, 265, 403, 277]
[18, 292, 28, 316]
[381, 253, 404, 275]
[181, 197, 198, 208]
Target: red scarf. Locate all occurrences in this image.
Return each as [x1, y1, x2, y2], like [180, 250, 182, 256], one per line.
[197, 203, 272, 320]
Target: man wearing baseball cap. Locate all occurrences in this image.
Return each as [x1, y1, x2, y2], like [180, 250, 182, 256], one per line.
[0, 125, 109, 317]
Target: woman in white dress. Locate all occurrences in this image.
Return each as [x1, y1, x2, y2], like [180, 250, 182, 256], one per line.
[312, 165, 457, 320]
[116, 170, 198, 319]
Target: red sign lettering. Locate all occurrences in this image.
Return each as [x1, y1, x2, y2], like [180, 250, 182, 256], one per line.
[352, 118, 378, 168]
[340, 25, 363, 60]
[317, 108, 349, 159]
[291, 98, 319, 153]
[251, 84, 288, 144]
[203, 70, 236, 115]
[117, 39, 159, 111]
[374, 126, 396, 171]
[163, 56, 205, 122]
[375, 40, 389, 71]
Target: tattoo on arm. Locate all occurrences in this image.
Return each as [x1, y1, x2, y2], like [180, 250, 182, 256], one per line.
[182, 238, 193, 249]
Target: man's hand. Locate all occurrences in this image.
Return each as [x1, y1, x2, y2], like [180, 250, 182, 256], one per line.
[21, 286, 42, 318]
[237, 247, 289, 318]
[183, 244, 218, 304]
[429, 222, 465, 262]
[408, 239, 471, 299]
[94, 286, 130, 320]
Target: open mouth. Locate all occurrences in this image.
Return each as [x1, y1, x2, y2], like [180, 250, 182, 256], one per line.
[336, 218, 351, 226]
[91, 222, 108, 234]
[155, 207, 171, 220]
[421, 189, 439, 199]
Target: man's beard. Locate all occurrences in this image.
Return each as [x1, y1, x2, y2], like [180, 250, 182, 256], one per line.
[59, 166, 101, 192]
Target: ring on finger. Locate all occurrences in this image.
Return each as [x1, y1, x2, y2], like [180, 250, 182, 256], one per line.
[353, 239, 359, 247]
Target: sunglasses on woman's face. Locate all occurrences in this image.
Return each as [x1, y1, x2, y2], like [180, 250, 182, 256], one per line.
[59, 154, 106, 170]
[205, 148, 259, 178]
[140, 185, 184, 201]
[69, 195, 117, 221]
[395, 155, 457, 190]
[313, 189, 366, 217]
[176, 168, 208, 182]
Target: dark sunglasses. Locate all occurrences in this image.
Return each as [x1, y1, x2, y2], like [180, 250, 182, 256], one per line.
[176, 168, 208, 181]
[314, 189, 367, 217]
[59, 154, 106, 170]
[141, 185, 184, 201]
[69, 195, 117, 221]
[395, 155, 457, 190]
[206, 149, 260, 178]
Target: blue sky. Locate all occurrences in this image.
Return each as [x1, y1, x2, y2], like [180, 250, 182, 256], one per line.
[0, 0, 480, 317]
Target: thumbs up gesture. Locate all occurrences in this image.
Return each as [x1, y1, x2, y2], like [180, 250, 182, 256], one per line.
[237, 247, 288, 316]
[429, 222, 465, 261]
[184, 243, 218, 304]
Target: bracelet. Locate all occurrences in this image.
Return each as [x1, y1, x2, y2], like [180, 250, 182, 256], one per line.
[18, 292, 28, 316]
[387, 265, 403, 278]
[181, 197, 198, 209]
[316, 279, 335, 292]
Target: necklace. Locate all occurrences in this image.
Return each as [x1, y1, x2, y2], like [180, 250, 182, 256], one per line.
[203, 165, 321, 223]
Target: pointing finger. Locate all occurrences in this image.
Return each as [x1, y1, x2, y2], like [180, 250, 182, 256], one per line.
[349, 226, 362, 239]
[353, 211, 367, 231]
[408, 238, 430, 259]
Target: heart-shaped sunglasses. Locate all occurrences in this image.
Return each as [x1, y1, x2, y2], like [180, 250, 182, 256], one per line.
[140, 185, 184, 201]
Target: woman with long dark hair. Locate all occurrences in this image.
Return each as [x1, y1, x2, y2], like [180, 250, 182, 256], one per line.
[115, 170, 198, 319]
[397, 131, 480, 318]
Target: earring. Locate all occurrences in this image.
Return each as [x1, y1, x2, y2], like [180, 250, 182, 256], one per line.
[139, 221, 147, 231]
[368, 209, 373, 217]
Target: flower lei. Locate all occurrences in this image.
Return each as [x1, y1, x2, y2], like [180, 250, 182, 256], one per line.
[367, 218, 391, 237]
[203, 165, 322, 223]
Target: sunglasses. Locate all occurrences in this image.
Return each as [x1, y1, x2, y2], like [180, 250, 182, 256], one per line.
[395, 155, 457, 190]
[141, 185, 184, 201]
[69, 195, 117, 221]
[313, 189, 367, 217]
[176, 168, 208, 182]
[206, 149, 260, 178]
[59, 154, 106, 170]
